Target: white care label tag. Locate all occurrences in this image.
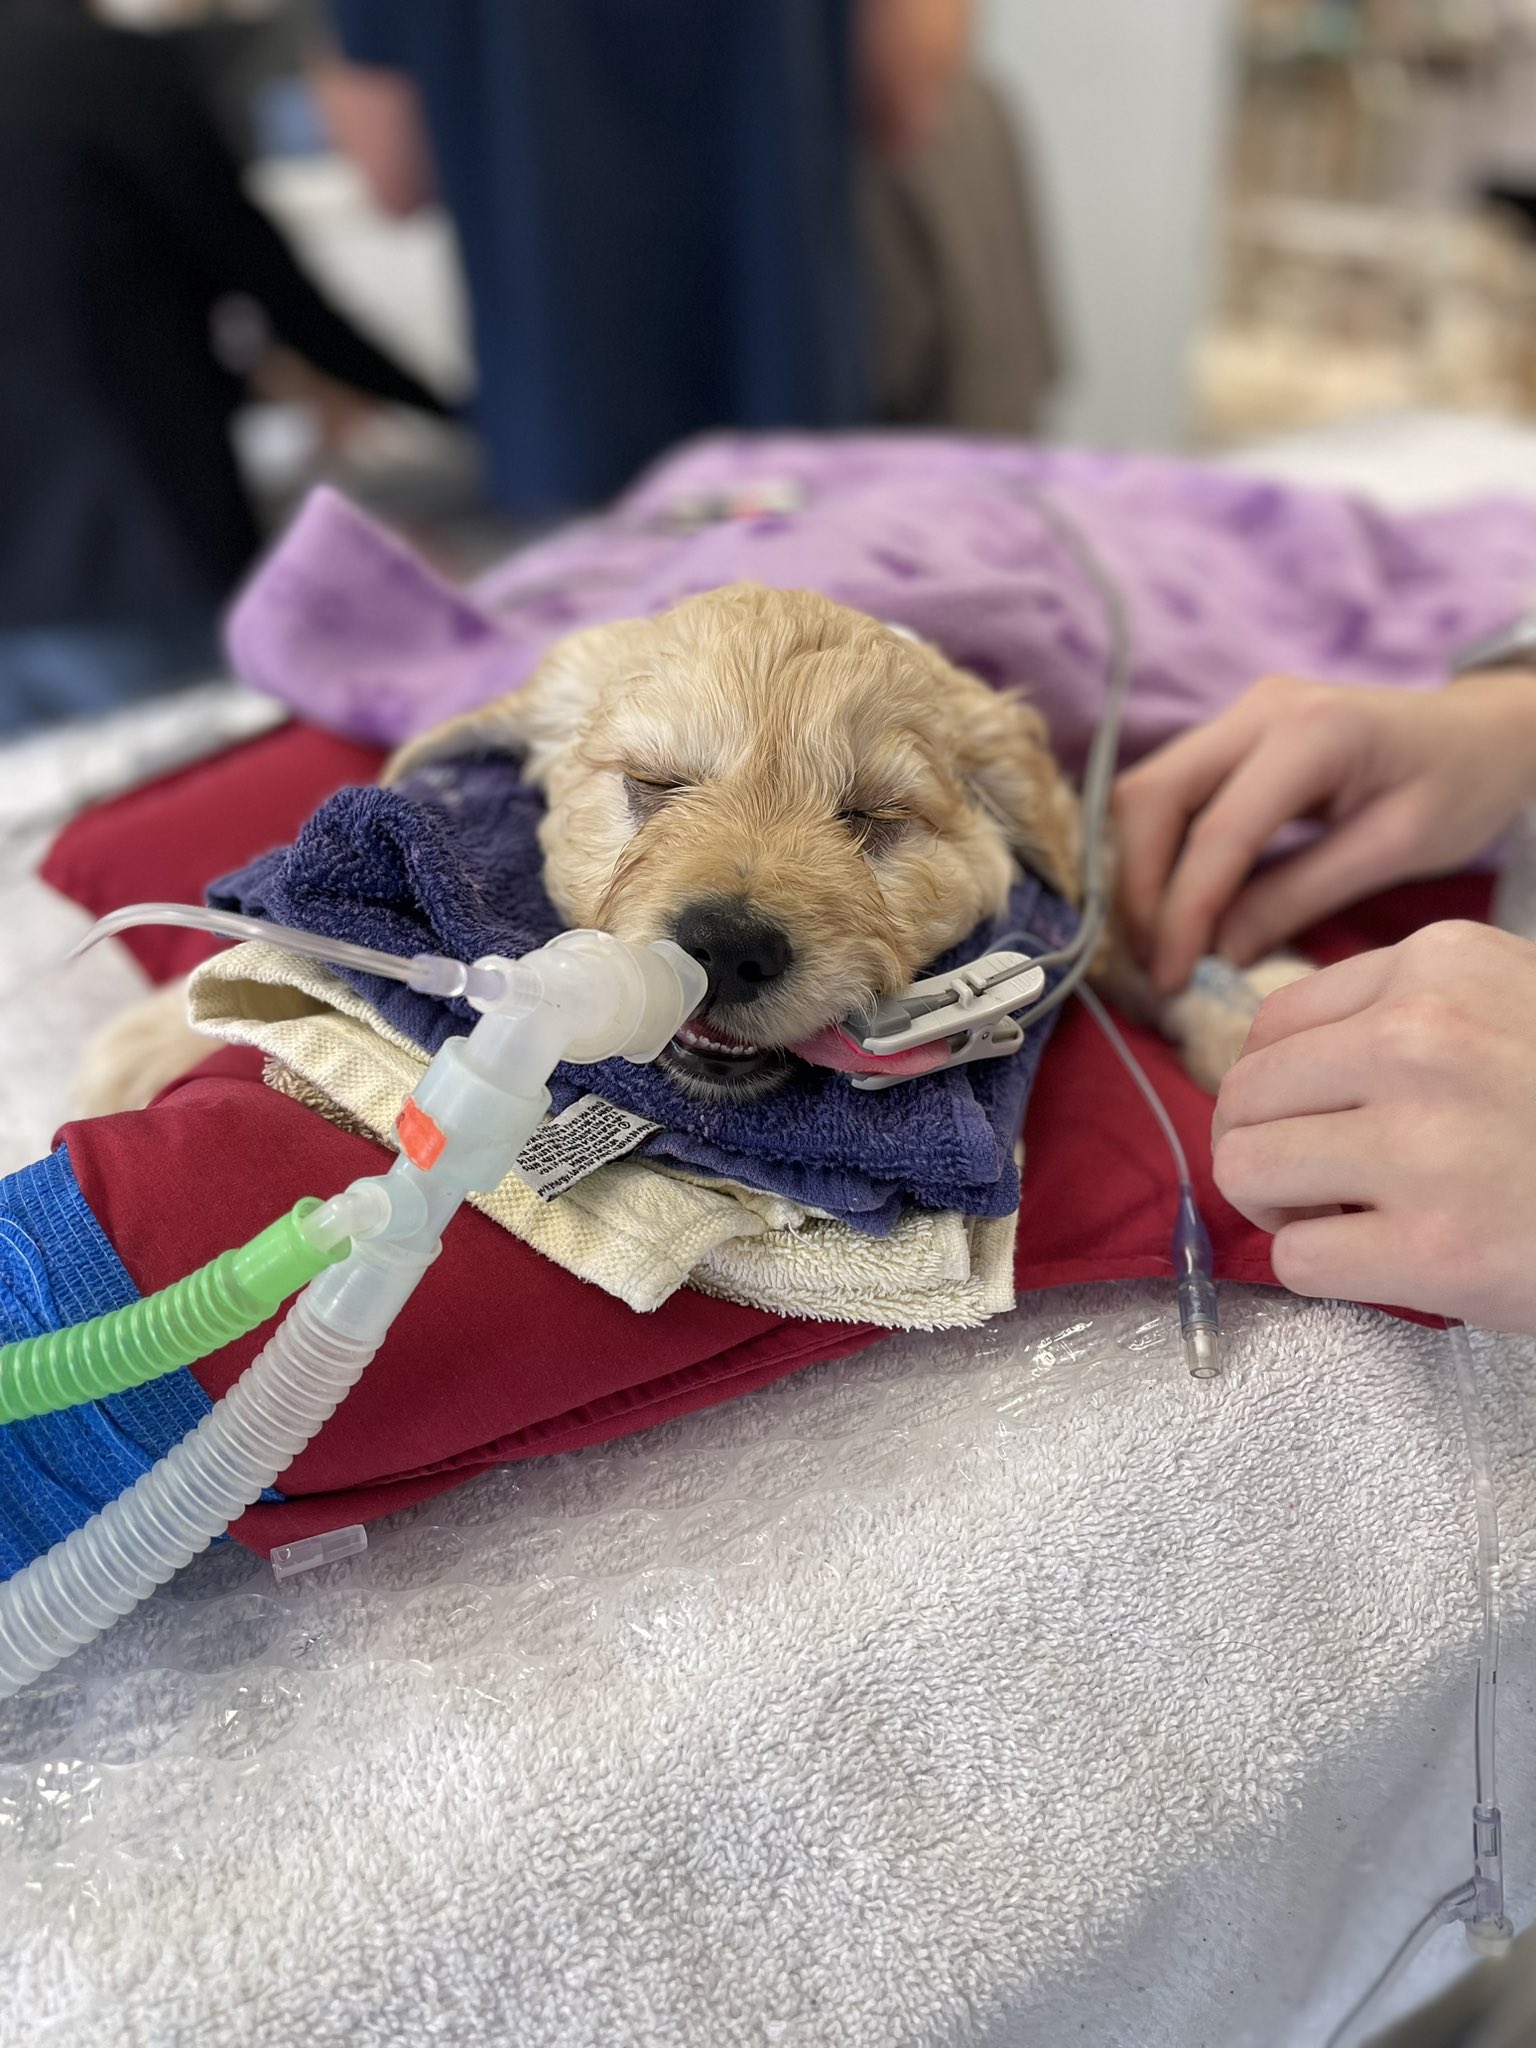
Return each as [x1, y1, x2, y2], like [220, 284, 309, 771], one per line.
[512, 1094, 662, 1200]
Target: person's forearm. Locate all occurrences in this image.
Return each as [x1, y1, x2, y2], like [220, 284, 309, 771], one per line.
[114, 39, 446, 414]
[1448, 665, 1536, 804]
[239, 227, 449, 417]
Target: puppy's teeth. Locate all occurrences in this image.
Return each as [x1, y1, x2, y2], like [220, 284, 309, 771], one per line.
[673, 1026, 763, 1059]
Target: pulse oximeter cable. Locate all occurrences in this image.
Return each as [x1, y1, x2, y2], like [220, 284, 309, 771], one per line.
[999, 473, 1222, 1376]
[1000, 474, 1132, 1029]
[1076, 983, 1221, 1379]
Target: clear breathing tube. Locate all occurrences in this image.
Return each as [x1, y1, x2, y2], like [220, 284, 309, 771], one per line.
[70, 901, 513, 1006]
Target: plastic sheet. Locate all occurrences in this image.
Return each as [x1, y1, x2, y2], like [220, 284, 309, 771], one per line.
[2, 1281, 1534, 2047]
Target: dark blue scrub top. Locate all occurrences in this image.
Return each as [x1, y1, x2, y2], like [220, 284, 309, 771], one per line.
[331, 0, 870, 515]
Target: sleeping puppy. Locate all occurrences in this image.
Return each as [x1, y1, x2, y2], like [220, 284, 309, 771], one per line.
[75, 583, 1301, 1116]
[385, 582, 1085, 1100]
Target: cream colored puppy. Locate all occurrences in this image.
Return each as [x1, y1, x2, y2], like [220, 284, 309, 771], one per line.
[385, 582, 1084, 1099]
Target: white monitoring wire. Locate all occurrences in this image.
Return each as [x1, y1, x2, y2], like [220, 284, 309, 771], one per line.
[987, 474, 1220, 1376]
[997, 474, 1134, 1028]
[1075, 982, 1191, 1186]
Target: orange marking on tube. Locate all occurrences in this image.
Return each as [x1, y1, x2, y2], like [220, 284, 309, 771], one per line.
[395, 1098, 446, 1169]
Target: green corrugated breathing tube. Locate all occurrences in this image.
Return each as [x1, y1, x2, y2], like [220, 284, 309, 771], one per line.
[0, 1199, 348, 1424]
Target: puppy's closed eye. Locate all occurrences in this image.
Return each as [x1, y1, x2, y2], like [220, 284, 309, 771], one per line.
[623, 771, 689, 823]
[837, 808, 909, 859]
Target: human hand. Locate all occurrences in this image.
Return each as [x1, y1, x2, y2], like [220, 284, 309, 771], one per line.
[251, 347, 383, 454]
[1113, 670, 1536, 996]
[1211, 920, 1536, 1331]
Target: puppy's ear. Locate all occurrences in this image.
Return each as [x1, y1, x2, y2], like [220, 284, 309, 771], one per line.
[380, 697, 527, 787]
[381, 617, 656, 790]
[947, 668, 1083, 904]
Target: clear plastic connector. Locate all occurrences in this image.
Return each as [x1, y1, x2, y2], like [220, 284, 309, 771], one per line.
[270, 1524, 369, 1584]
[1182, 1321, 1221, 1381]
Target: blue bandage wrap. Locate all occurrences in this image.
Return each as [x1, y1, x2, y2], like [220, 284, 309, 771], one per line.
[0, 1148, 278, 1581]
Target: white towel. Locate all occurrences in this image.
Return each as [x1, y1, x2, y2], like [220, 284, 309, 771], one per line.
[3, 1283, 1532, 2048]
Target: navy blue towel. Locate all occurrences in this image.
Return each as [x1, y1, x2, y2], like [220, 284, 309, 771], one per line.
[211, 757, 1078, 1228]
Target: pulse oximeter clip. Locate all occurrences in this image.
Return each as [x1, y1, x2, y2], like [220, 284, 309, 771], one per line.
[842, 951, 1047, 1091]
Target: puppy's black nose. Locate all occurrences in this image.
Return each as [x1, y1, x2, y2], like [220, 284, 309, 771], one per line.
[674, 900, 793, 1009]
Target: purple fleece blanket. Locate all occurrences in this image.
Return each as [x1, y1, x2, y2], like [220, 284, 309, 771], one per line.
[228, 433, 1536, 773]
[213, 431, 1536, 1222]
[210, 758, 1078, 1231]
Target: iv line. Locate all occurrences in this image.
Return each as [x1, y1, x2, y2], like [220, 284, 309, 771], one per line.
[1323, 1320, 1512, 2047]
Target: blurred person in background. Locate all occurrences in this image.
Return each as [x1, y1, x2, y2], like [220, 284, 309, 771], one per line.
[311, 0, 1056, 521]
[0, 0, 448, 736]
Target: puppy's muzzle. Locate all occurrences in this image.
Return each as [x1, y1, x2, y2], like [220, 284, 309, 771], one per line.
[673, 898, 793, 1010]
[664, 896, 797, 1096]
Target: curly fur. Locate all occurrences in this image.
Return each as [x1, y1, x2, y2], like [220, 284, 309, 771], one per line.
[386, 584, 1083, 1067]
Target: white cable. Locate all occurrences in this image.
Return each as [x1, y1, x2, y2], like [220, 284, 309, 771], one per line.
[997, 474, 1134, 1027]
[1075, 982, 1191, 1185]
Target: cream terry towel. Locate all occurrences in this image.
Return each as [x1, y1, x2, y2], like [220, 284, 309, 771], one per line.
[188, 943, 1017, 1330]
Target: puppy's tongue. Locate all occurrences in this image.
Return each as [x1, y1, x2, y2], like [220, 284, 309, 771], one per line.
[790, 1023, 953, 1079]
